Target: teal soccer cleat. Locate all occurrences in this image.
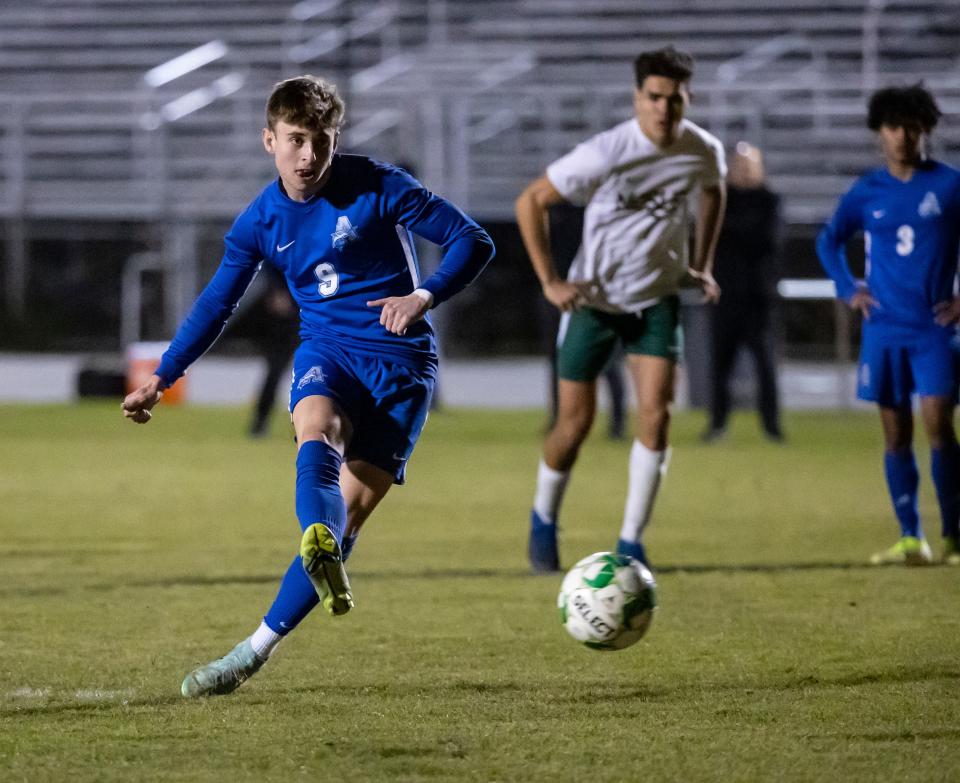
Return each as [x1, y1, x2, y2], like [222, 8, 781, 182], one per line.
[300, 523, 354, 616]
[181, 638, 264, 698]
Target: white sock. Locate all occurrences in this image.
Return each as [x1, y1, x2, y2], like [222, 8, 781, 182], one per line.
[250, 621, 283, 661]
[619, 440, 670, 543]
[533, 459, 570, 523]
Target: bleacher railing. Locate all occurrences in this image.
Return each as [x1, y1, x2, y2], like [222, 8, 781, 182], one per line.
[2, 78, 959, 224]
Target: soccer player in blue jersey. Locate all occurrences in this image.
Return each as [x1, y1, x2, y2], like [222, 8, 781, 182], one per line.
[121, 75, 495, 695]
[817, 84, 960, 566]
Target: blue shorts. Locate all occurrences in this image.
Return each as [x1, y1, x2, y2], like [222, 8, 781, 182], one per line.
[289, 339, 436, 484]
[857, 324, 957, 406]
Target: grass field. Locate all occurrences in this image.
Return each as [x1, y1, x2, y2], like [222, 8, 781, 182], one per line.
[1, 402, 958, 782]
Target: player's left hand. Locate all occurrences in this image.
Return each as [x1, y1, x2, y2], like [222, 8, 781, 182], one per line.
[933, 296, 960, 326]
[367, 293, 430, 335]
[682, 268, 721, 304]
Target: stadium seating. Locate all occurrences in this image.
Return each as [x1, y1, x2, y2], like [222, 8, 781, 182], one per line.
[0, 1, 958, 223]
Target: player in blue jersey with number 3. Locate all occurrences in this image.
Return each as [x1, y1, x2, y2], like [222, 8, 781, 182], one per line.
[817, 84, 960, 566]
[121, 76, 495, 696]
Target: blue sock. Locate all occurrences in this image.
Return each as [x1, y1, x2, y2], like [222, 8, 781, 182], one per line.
[263, 556, 319, 634]
[295, 440, 346, 543]
[931, 443, 960, 538]
[262, 440, 347, 634]
[884, 449, 920, 538]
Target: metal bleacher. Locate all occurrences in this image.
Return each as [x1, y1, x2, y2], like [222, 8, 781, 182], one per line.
[2, 0, 960, 341]
[2, 0, 959, 226]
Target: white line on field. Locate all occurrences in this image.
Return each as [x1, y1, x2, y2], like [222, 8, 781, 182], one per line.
[6, 687, 136, 704]
[8, 687, 50, 699]
[74, 688, 136, 703]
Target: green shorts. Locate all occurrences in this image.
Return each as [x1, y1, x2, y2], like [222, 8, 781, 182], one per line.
[556, 297, 683, 382]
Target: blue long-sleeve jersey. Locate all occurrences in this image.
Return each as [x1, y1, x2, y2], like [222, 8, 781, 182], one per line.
[155, 155, 495, 386]
[816, 159, 960, 331]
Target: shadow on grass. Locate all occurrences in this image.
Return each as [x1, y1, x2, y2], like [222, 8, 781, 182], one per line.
[292, 666, 959, 707]
[296, 678, 670, 704]
[780, 666, 960, 691]
[0, 546, 148, 558]
[417, 666, 960, 703]
[2, 693, 183, 717]
[135, 560, 918, 582]
[2, 570, 527, 597]
[840, 728, 960, 742]
[12, 665, 950, 720]
[1, 559, 941, 598]
[655, 561, 884, 574]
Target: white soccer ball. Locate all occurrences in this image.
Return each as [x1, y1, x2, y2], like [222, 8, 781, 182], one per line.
[557, 552, 657, 650]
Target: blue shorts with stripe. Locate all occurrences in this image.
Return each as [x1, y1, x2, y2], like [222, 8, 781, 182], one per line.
[857, 322, 958, 406]
[289, 338, 436, 484]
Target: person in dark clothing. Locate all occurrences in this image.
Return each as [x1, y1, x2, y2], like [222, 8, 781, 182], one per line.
[704, 142, 784, 442]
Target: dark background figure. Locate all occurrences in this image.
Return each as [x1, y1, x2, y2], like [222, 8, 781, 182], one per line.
[229, 262, 300, 437]
[541, 203, 626, 439]
[704, 142, 784, 442]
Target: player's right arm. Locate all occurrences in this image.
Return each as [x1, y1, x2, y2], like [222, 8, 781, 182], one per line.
[816, 183, 875, 317]
[515, 175, 583, 311]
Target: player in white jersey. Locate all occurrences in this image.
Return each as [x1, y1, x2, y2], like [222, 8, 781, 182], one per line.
[516, 47, 726, 572]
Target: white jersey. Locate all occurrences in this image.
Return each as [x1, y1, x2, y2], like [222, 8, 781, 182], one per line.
[547, 117, 725, 314]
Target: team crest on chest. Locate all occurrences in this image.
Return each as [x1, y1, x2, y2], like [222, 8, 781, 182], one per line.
[331, 216, 359, 249]
[617, 186, 686, 219]
[918, 191, 941, 218]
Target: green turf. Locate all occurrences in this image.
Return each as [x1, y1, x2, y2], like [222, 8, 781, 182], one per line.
[1, 402, 958, 782]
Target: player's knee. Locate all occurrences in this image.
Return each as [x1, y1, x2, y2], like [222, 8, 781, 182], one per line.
[638, 401, 670, 432]
[884, 440, 911, 456]
[927, 429, 956, 451]
[297, 417, 348, 452]
[555, 407, 594, 445]
[922, 408, 956, 451]
[636, 405, 670, 450]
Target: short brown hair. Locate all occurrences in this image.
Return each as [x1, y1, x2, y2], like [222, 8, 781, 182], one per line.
[266, 75, 345, 131]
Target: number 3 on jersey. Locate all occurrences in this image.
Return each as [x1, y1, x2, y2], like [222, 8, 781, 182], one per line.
[895, 225, 914, 257]
[314, 262, 339, 296]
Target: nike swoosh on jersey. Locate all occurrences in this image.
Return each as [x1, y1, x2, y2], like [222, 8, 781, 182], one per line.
[277, 240, 296, 252]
